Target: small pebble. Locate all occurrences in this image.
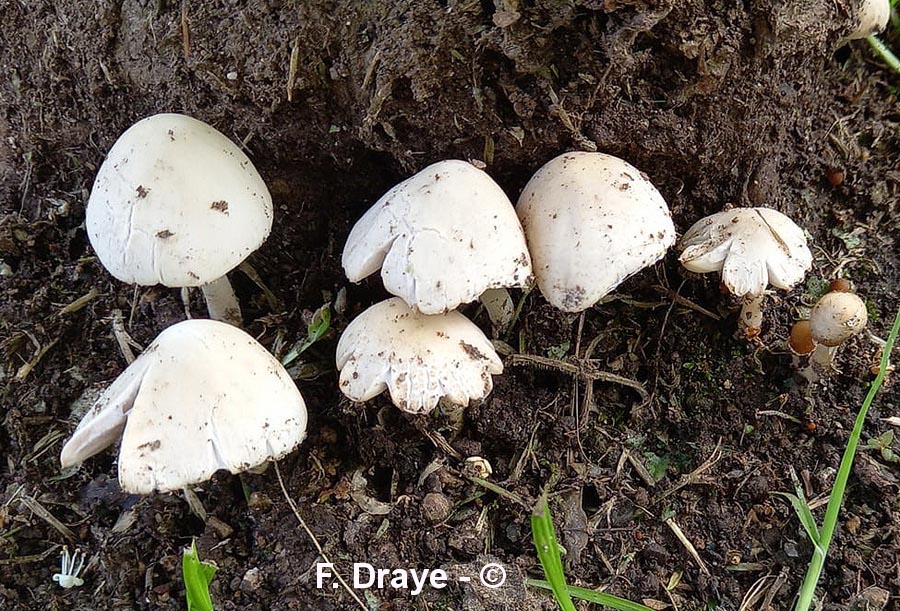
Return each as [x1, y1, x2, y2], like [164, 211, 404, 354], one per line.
[241, 567, 263, 592]
[421, 492, 452, 523]
[226, 71, 238, 81]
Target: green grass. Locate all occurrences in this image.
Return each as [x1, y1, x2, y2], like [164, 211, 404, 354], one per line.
[529, 495, 653, 611]
[789, 307, 900, 610]
[866, 1, 900, 74]
[183, 540, 217, 611]
[282, 302, 331, 367]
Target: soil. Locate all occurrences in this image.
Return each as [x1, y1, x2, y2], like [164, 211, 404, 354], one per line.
[1, 1, 899, 610]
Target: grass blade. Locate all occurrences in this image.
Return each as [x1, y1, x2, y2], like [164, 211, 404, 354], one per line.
[532, 495, 577, 611]
[774, 492, 821, 548]
[183, 540, 217, 611]
[531, 496, 653, 611]
[794, 307, 900, 611]
[527, 579, 655, 611]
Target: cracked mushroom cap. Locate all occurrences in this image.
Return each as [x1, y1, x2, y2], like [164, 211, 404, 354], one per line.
[516, 152, 676, 312]
[59, 319, 307, 494]
[809, 291, 868, 347]
[335, 298, 503, 414]
[679, 207, 812, 297]
[847, 0, 890, 40]
[86, 113, 273, 287]
[342, 160, 533, 315]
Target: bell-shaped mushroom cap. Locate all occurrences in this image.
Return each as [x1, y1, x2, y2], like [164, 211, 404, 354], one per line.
[809, 292, 868, 347]
[86, 113, 273, 287]
[335, 298, 503, 414]
[342, 160, 533, 315]
[60, 319, 306, 494]
[516, 152, 676, 313]
[679, 207, 812, 297]
[847, 0, 890, 40]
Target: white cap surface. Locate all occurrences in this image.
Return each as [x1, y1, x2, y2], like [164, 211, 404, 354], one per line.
[516, 152, 676, 312]
[60, 319, 307, 494]
[86, 113, 273, 287]
[810, 292, 868, 347]
[335, 298, 503, 413]
[848, 0, 890, 40]
[342, 160, 533, 315]
[679, 207, 812, 297]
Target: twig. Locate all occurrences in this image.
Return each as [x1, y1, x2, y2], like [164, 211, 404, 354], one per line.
[466, 476, 530, 508]
[181, 0, 190, 60]
[664, 517, 710, 575]
[58, 288, 99, 315]
[273, 461, 368, 611]
[19, 495, 76, 541]
[653, 285, 721, 320]
[111, 309, 139, 365]
[655, 439, 723, 503]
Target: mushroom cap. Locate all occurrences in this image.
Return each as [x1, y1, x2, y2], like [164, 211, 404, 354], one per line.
[809, 292, 868, 347]
[342, 160, 533, 315]
[335, 297, 503, 414]
[847, 0, 890, 40]
[60, 319, 306, 494]
[86, 113, 273, 288]
[679, 207, 812, 297]
[789, 320, 817, 355]
[515, 152, 676, 312]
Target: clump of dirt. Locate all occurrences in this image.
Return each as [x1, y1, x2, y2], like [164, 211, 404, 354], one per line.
[2, 1, 899, 610]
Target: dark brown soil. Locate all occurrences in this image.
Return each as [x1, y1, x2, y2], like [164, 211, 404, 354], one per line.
[2, 1, 899, 610]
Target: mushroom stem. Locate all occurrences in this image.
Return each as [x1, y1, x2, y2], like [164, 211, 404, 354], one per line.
[479, 288, 514, 334]
[200, 276, 242, 327]
[810, 344, 838, 375]
[739, 293, 765, 332]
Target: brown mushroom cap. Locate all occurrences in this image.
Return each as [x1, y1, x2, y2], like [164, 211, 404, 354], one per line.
[789, 320, 816, 355]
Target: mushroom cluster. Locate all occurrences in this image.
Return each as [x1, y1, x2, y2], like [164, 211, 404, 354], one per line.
[338, 160, 531, 413]
[790, 281, 869, 381]
[62, 114, 310, 496]
[338, 153, 680, 412]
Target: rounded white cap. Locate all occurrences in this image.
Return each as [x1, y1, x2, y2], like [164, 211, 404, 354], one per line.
[809, 291, 868, 347]
[86, 113, 273, 287]
[847, 0, 890, 40]
[335, 298, 503, 413]
[516, 152, 676, 312]
[679, 207, 812, 297]
[342, 160, 533, 315]
[60, 319, 307, 494]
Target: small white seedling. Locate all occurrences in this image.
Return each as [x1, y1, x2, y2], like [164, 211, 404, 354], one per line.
[679, 207, 812, 335]
[52, 547, 86, 589]
[342, 160, 533, 315]
[87, 113, 273, 325]
[516, 152, 676, 312]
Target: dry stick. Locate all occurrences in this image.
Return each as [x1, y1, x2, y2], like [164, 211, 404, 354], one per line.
[664, 517, 710, 576]
[273, 461, 368, 611]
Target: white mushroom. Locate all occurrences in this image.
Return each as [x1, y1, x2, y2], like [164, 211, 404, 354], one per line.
[86, 113, 273, 326]
[679, 207, 812, 334]
[59, 319, 306, 494]
[847, 0, 891, 40]
[516, 152, 675, 312]
[335, 297, 503, 414]
[808, 291, 868, 372]
[342, 160, 533, 315]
